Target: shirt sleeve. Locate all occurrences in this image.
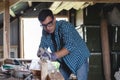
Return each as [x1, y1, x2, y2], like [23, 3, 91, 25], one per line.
[61, 21, 78, 52]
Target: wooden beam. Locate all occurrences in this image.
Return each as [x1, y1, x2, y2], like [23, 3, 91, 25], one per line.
[53, 2, 70, 14]
[3, 0, 10, 59]
[0, 2, 4, 13]
[28, 1, 32, 7]
[20, 18, 24, 58]
[10, 8, 16, 17]
[0, 0, 21, 14]
[21, 0, 120, 3]
[0, 0, 3, 2]
[9, 0, 22, 6]
[0, 0, 119, 14]
[49, 1, 62, 11]
[73, 2, 85, 10]
[64, 2, 76, 10]
[100, 19, 111, 80]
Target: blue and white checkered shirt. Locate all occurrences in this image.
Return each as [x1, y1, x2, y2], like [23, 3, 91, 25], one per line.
[39, 20, 90, 75]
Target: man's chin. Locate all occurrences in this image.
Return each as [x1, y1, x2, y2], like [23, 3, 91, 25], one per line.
[48, 31, 53, 34]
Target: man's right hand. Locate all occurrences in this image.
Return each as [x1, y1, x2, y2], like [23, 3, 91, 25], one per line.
[37, 48, 46, 57]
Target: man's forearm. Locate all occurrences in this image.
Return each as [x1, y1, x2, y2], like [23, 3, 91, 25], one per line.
[55, 48, 69, 59]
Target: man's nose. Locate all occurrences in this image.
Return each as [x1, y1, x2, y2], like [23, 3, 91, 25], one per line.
[46, 26, 50, 30]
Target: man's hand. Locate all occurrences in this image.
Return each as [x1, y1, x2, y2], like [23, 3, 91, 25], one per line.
[37, 47, 58, 61]
[41, 52, 51, 60]
[37, 48, 46, 57]
[41, 52, 58, 61]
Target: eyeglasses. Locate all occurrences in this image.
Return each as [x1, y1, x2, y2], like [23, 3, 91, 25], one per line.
[41, 20, 53, 28]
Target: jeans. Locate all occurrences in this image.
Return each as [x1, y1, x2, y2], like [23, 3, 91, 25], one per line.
[59, 59, 89, 80]
[77, 60, 89, 80]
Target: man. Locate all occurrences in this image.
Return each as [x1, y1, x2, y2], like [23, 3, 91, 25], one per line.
[37, 8, 90, 80]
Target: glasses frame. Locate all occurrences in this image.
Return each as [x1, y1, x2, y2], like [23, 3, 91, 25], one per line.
[41, 20, 54, 28]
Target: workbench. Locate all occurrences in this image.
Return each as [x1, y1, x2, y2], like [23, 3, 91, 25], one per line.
[0, 58, 64, 80]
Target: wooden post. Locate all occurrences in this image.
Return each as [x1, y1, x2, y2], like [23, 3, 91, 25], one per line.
[3, 0, 10, 59]
[40, 60, 48, 80]
[100, 19, 111, 80]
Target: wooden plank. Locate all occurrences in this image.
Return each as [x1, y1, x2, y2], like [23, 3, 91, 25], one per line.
[47, 72, 64, 80]
[49, 1, 62, 11]
[40, 60, 48, 80]
[9, 0, 22, 7]
[0, 0, 21, 14]
[21, 0, 120, 3]
[39, 60, 64, 80]
[73, 2, 85, 10]
[0, 0, 119, 14]
[53, 2, 70, 14]
[3, 0, 10, 59]
[19, 18, 24, 58]
[10, 8, 16, 17]
[100, 19, 111, 80]
[28, 1, 32, 7]
[0, 2, 4, 13]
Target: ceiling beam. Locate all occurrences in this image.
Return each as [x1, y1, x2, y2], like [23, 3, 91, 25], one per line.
[3, 0, 10, 59]
[53, 2, 70, 14]
[28, 1, 32, 7]
[0, 0, 22, 14]
[62, 2, 74, 10]
[10, 8, 16, 17]
[64, 2, 85, 10]
[0, 2, 4, 13]
[49, 1, 62, 11]
[21, 0, 120, 3]
[0, 0, 119, 15]
[73, 2, 85, 10]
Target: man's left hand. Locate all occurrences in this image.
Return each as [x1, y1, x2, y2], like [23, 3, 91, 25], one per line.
[41, 52, 57, 61]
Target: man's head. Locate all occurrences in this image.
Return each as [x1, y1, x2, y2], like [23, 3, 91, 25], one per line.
[38, 9, 56, 34]
[38, 9, 54, 22]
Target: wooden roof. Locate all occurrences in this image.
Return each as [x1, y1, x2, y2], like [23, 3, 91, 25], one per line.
[0, 0, 120, 16]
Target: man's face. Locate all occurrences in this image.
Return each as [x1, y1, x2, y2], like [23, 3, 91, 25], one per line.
[41, 16, 55, 34]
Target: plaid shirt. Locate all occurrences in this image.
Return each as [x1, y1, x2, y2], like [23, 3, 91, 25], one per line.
[39, 20, 90, 75]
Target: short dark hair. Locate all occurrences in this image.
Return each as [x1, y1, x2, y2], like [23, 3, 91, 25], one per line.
[38, 8, 54, 22]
